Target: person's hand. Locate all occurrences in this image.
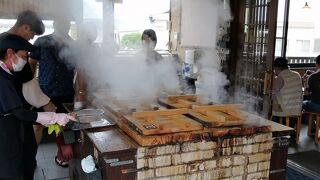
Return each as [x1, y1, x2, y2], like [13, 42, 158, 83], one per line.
[43, 101, 57, 112]
[306, 70, 315, 75]
[55, 113, 76, 126]
[36, 112, 76, 126]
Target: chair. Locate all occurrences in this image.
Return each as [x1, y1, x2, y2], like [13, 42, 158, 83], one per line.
[303, 111, 320, 145]
[271, 115, 302, 144]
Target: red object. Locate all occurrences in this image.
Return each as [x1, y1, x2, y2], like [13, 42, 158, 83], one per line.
[56, 134, 73, 162]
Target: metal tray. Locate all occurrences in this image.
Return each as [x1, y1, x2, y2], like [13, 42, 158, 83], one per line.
[67, 118, 115, 131]
[76, 109, 104, 118]
[65, 107, 115, 130]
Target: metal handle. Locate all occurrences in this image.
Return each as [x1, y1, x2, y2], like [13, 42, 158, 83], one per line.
[121, 168, 138, 174]
[110, 160, 134, 167]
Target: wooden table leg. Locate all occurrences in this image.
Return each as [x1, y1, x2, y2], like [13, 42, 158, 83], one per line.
[308, 113, 312, 136]
[286, 117, 290, 127]
[296, 116, 301, 144]
[315, 115, 319, 145]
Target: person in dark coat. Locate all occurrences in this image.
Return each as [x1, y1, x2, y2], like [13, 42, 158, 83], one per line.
[303, 55, 320, 132]
[29, 16, 87, 167]
[0, 10, 56, 180]
[0, 34, 74, 180]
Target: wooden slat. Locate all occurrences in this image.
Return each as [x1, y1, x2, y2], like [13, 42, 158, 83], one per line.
[132, 108, 189, 118]
[192, 104, 244, 112]
[166, 95, 197, 102]
[188, 111, 225, 127]
[224, 110, 245, 120]
[177, 99, 196, 108]
[205, 111, 228, 122]
[205, 111, 239, 121]
[116, 118, 208, 146]
[124, 113, 203, 136]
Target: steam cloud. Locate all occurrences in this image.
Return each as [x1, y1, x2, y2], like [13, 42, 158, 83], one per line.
[182, 0, 232, 104]
[29, 0, 233, 107]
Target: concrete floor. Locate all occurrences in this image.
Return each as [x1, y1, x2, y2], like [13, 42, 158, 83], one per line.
[35, 142, 70, 180]
[34, 131, 70, 180]
[288, 123, 320, 154]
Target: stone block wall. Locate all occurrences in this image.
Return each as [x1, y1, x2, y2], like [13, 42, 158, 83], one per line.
[136, 132, 273, 180]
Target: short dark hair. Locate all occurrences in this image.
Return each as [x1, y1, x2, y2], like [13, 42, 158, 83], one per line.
[315, 55, 320, 65]
[274, 57, 288, 69]
[15, 10, 45, 35]
[142, 29, 157, 44]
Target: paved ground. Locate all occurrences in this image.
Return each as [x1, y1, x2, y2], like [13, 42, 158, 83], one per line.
[288, 123, 320, 154]
[35, 142, 70, 180]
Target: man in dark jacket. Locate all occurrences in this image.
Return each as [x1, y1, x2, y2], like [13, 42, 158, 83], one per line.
[0, 34, 74, 180]
[303, 55, 320, 131]
[0, 10, 56, 179]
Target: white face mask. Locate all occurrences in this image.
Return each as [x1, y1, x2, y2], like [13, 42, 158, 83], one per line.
[142, 40, 156, 52]
[12, 54, 27, 72]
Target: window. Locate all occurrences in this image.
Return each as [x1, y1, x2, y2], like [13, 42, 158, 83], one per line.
[275, 39, 283, 56]
[83, 0, 103, 43]
[314, 39, 320, 53]
[114, 0, 170, 51]
[286, 40, 291, 52]
[296, 40, 310, 53]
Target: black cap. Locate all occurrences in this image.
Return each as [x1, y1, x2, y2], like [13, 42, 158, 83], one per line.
[0, 34, 36, 52]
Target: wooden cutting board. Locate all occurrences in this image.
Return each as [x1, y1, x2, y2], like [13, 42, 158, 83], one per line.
[189, 104, 245, 127]
[123, 108, 203, 135]
[158, 95, 208, 108]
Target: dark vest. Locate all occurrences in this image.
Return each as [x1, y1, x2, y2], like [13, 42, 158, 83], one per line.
[0, 68, 24, 178]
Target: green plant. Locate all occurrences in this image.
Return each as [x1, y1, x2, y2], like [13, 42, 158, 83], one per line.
[120, 32, 141, 50]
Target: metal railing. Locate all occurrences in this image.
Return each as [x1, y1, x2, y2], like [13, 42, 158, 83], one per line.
[287, 57, 316, 68]
[287, 57, 315, 64]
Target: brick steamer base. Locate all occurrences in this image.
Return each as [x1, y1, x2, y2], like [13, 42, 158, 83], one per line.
[137, 132, 273, 180]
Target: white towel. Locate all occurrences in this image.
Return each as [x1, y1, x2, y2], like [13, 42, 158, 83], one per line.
[81, 155, 97, 173]
[22, 78, 50, 108]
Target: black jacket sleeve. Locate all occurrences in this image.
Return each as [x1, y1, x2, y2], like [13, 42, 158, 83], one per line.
[10, 107, 37, 122]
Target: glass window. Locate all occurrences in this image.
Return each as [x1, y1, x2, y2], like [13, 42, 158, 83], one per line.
[296, 40, 310, 53]
[314, 39, 320, 53]
[83, 0, 103, 43]
[275, 39, 283, 56]
[114, 0, 170, 51]
[277, 0, 320, 58]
